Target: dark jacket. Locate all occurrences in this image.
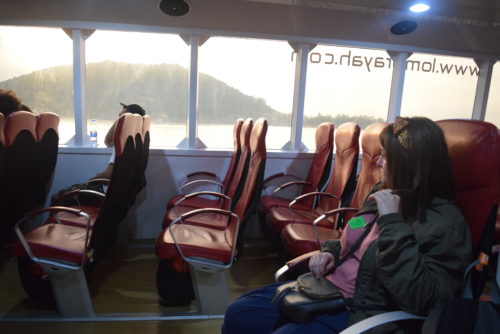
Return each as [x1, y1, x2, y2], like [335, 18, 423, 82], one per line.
[321, 196, 472, 333]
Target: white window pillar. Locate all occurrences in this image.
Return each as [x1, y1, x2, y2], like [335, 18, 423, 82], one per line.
[64, 29, 94, 146]
[282, 42, 315, 151]
[177, 35, 209, 149]
[471, 59, 495, 120]
[386, 51, 411, 123]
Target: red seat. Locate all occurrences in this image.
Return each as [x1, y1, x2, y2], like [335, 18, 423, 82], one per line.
[165, 118, 246, 210]
[0, 113, 4, 185]
[162, 118, 253, 228]
[265, 122, 362, 235]
[436, 120, 499, 251]
[0, 111, 37, 246]
[259, 122, 334, 214]
[156, 118, 268, 266]
[32, 112, 60, 209]
[280, 122, 386, 258]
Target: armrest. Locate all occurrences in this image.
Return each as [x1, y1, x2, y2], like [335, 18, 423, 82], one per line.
[173, 191, 231, 211]
[289, 192, 339, 209]
[168, 208, 240, 270]
[86, 178, 110, 186]
[263, 172, 301, 187]
[339, 311, 425, 334]
[52, 189, 106, 207]
[275, 250, 320, 282]
[15, 206, 92, 271]
[187, 171, 218, 179]
[272, 181, 313, 196]
[178, 179, 224, 194]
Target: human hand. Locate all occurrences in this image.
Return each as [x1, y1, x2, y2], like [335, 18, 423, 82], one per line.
[368, 189, 400, 216]
[309, 252, 335, 279]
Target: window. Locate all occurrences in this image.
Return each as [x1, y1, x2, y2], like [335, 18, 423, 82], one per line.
[401, 53, 478, 121]
[303, 45, 390, 150]
[485, 62, 500, 128]
[198, 37, 295, 149]
[0, 26, 74, 144]
[85, 30, 189, 147]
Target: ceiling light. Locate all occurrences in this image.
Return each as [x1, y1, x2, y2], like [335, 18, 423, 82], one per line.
[409, 3, 430, 13]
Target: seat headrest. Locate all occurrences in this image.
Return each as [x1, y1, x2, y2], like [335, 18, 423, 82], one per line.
[4, 111, 37, 147]
[36, 112, 60, 142]
[335, 122, 360, 153]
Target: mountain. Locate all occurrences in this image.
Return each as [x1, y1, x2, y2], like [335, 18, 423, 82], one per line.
[0, 61, 287, 124]
[0, 61, 382, 128]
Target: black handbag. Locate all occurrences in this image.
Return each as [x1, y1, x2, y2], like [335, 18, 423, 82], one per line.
[271, 272, 346, 323]
[271, 214, 377, 323]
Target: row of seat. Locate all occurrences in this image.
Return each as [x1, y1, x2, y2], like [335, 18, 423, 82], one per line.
[262, 122, 387, 258]
[155, 117, 268, 313]
[0, 111, 60, 247]
[11, 113, 151, 317]
[276, 119, 500, 333]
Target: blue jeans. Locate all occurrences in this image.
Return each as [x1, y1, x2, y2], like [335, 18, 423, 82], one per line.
[222, 282, 350, 334]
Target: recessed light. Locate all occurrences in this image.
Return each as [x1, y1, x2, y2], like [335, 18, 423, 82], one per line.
[409, 3, 430, 13]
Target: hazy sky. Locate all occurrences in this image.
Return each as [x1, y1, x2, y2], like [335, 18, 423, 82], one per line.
[0, 26, 498, 125]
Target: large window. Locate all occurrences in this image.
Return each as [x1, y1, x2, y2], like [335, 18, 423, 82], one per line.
[198, 37, 295, 149]
[401, 53, 478, 121]
[85, 30, 189, 147]
[0, 26, 74, 144]
[303, 45, 391, 150]
[485, 61, 500, 128]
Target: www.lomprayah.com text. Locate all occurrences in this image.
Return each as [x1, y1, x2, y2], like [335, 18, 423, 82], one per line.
[291, 50, 479, 76]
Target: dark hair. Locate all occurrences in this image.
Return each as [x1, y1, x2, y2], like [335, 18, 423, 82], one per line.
[0, 89, 22, 117]
[120, 103, 145, 116]
[380, 116, 453, 221]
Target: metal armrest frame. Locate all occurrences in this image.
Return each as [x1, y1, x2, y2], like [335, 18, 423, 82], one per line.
[52, 189, 106, 207]
[289, 192, 339, 209]
[168, 208, 240, 272]
[172, 191, 232, 214]
[15, 206, 92, 272]
[178, 179, 224, 194]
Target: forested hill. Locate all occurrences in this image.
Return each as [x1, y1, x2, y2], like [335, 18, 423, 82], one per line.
[0, 61, 285, 123]
[0, 61, 382, 127]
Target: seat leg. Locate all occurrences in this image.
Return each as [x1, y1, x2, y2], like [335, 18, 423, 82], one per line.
[190, 264, 229, 315]
[43, 266, 95, 318]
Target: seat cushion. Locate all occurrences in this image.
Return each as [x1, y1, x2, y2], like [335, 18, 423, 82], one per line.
[281, 223, 341, 258]
[11, 223, 90, 265]
[156, 222, 236, 264]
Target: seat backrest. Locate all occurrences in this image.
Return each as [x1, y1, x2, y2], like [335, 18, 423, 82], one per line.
[33, 112, 59, 208]
[437, 120, 500, 252]
[0, 111, 37, 246]
[345, 122, 386, 220]
[136, 114, 151, 194]
[298, 122, 334, 207]
[232, 118, 268, 253]
[0, 113, 4, 180]
[91, 113, 141, 260]
[317, 122, 361, 213]
[225, 118, 253, 207]
[221, 118, 244, 191]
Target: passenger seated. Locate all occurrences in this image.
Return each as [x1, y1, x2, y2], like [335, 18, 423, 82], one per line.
[51, 103, 146, 206]
[92, 102, 146, 180]
[0, 89, 33, 116]
[222, 117, 472, 334]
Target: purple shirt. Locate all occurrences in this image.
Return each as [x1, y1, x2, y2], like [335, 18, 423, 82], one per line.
[327, 213, 379, 298]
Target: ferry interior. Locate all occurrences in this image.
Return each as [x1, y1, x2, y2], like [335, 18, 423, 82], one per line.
[0, 0, 499, 333]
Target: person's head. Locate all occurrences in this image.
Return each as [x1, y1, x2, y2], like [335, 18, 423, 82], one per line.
[119, 102, 146, 116]
[0, 89, 22, 117]
[378, 116, 453, 221]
